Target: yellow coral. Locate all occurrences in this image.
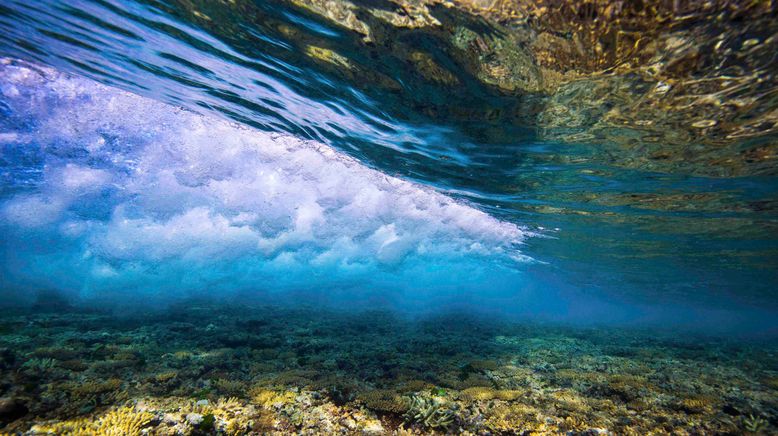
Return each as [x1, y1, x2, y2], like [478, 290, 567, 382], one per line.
[94, 406, 155, 435]
[29, 406, 153, 436]
[224, 420, 245, 436]
[30, 418, 92, 435]
[306, 46, 353, 70]
[215, 396, 242, 411]
[681, 396, 714, 413]
[550, 388, 588, 411]
[484, 403, 541, 432]
[563, 416, 589, 431]
[250, 388, 296, 408]
[495, 390, 524, 401]
[461, 386, 497, 401]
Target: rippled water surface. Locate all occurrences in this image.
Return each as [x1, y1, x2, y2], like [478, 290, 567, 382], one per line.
[1, 2, 777, 323]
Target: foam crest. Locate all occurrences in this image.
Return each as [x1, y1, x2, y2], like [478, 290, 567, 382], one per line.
[0, 59, 532, 305]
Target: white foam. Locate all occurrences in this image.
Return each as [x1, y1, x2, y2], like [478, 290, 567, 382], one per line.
[0, 59, 532, 302]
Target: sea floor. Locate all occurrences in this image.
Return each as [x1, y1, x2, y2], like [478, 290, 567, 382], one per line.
[0, 301, 776, 435]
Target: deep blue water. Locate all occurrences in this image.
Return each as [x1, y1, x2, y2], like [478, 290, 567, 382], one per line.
[0, 0, 777, 336]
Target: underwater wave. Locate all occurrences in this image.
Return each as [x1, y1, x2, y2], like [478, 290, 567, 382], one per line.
[0, 59, 533, 308]
[1, 0, 777, 314]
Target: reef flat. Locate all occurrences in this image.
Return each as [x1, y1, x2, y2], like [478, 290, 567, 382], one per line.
[0, 301, 775, 435]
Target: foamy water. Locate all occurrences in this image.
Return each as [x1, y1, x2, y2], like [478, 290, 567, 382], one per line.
[0, 59, 533, 307]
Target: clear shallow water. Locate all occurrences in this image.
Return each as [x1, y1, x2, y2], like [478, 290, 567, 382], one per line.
[0, 1, 777, 329]
[1, 1, 778, 434]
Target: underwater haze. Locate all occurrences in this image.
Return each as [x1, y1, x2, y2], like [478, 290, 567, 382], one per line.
[1, 0, 777, 434]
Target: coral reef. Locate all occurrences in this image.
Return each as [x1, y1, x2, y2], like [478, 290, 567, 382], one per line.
[30, 405, 154, 435]
[0, 303, 775, 434]
[403, 395, 457, 430]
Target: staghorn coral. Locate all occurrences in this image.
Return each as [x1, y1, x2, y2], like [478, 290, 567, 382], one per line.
[172, 351, 193, 360]
[743, 414, 768, 434]
[402, 395, 458, 429]
[214, 396, 242, 412]
[29, 406, 154, 436]
[21, 358, 56, 373]
[95, 406, 155, 435]
[494, 390, 523, 401]
[562, 416, 590, 432]
[29, 418, 92, 435]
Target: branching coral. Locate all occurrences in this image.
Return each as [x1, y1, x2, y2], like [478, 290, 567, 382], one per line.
[215, 396, 242, 411]
[95, 406, 155, 435]
[21, 358, 56, 373]
[402, 395, 457, 429]
[743, 414, 768, 434]
[29, 406, 154, 436]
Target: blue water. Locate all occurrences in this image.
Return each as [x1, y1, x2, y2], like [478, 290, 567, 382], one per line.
[0, 0, 776, 336]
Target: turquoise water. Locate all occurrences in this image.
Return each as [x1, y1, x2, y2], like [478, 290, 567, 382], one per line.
[0, 2, 777, 433]
[1, 0, 776, 332]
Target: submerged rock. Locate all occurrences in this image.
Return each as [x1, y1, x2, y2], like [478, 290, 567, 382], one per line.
[0, 398, 28, 423]
[0, 348, 15, 370]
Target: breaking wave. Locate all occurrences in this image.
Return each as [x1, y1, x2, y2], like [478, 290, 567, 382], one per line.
[0, 59, 533, 308]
